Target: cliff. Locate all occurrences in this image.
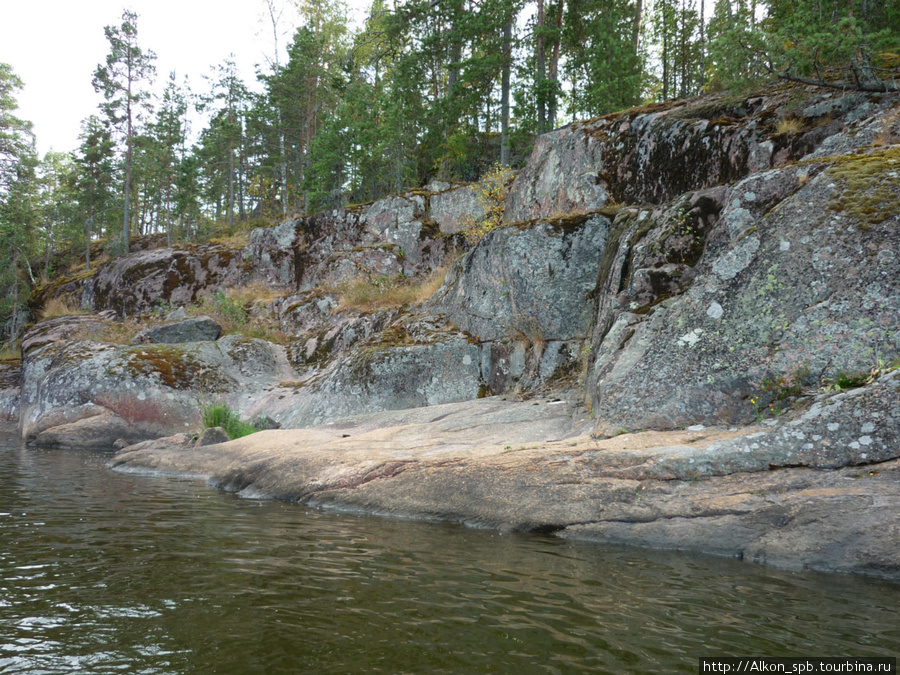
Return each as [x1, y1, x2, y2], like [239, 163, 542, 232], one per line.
[8, 83, 900, 577]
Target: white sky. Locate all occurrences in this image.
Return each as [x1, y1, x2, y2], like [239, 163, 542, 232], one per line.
[2, 0, 367, 156]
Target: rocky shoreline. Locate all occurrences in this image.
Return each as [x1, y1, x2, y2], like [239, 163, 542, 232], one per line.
[112, 371, 900, 580]
[5, 84, 899, 580]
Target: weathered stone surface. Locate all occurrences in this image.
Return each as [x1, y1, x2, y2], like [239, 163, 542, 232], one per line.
[505, 88, 895, 223]
[131, 316, 222, 345]
[252, 415, 280, 430]
[247, 219, 302, 287]
[0, 360, 20, 422]
[166, 306, 189, 321]
[19, 320, 294, 448]
[431, 214, 609, 342]
[261, 315, 484, 428]
[247, 195, 459, 294]
[504, 125, 609, 222]
[111, 374, 900, 579]
[197, 426, 230, 446]
[286, 310, 397, 369]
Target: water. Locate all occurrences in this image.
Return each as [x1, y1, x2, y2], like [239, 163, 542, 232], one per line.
[1, 426, 898, 674]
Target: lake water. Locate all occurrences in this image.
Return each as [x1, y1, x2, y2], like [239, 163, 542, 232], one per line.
[1, 426, 898, 674]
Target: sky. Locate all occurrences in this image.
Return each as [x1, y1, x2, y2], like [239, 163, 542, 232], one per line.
[2, 0, 366, 157]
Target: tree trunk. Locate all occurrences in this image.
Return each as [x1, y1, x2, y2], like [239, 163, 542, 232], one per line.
[633, 0, 644, 52]
[548, 0, 563, 129]
[448, 0, 463, 97]
[537, 0, 547, 132]
[662, 14, 669, 100]
[124, 90, 132, 252]
[500, 20, 512, 167]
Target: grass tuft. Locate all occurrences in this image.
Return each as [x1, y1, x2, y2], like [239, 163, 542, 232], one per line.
[201, 402, 258, 440]
[774, 117, 804, 136]
[334, 266, 451, 313]
[39, 297, 88, 321]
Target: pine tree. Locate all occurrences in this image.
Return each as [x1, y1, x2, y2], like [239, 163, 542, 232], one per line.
[0, 63, 37, 339]
[199, 58, 247, 230]
[149, 73, 189, 244]
[92, 10, 156, 253]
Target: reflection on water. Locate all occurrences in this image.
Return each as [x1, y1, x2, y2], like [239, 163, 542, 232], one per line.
[1, 427, 898, 674]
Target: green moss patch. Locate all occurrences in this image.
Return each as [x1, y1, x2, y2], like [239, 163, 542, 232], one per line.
[825, 146, 900, 225]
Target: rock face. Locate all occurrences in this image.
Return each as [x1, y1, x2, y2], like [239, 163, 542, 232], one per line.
[431, 215, 608, 342]
[584, 125, 900, 435]
[246, 183, 481, 291]
[36, 244, 249, 317]
[10, 83, 900, 578]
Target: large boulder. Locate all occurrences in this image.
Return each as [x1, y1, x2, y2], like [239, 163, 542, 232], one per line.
[131, 316, 222, 344]
[18, 319, 293, 448]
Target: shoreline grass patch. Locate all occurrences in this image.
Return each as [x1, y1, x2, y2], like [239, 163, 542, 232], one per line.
[201, 402, 258, 440]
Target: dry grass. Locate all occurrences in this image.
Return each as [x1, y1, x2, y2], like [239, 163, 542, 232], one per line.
[871, 131, 894, 148]
[334, 266, 451, 313]
[39, 297, 89, 321]
[774, 117, 804, 136]
[225, 281, 286, 306]
[208, 231, 252, 249]
[69, 319, 143, 345]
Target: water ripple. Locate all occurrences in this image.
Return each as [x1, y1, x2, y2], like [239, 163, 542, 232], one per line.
[1, 431, 899, 674]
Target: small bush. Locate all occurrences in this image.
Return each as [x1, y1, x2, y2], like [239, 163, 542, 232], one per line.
[461, 163, 516, 244]
[201, 402, 258, 440]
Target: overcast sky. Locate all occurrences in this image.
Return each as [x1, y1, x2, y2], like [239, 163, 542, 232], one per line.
[2, 0, 366, 156]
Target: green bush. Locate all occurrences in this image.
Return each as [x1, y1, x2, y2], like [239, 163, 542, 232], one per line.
[201, 402, 258, 440]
